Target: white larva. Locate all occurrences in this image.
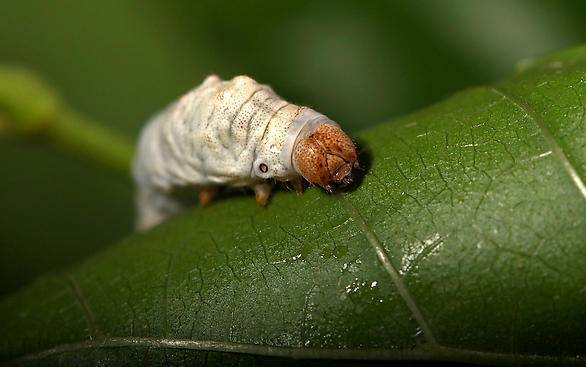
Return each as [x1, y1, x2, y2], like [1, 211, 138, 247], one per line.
[133, 75, 358, 231]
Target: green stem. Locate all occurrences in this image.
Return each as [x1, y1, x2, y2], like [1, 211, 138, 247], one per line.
[0, 66, 134, 175]
[48, 110, 134, 174]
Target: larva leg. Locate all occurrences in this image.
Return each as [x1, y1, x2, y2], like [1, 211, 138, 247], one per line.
[290, 176, 304, 193]
[198, 187, 219, 207]
[254, 182, 272, 207]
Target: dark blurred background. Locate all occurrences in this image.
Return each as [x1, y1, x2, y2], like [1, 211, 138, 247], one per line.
[1, 0, 586, 295]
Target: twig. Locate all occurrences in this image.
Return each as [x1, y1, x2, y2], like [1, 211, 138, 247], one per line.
[0, 66, 134, 174]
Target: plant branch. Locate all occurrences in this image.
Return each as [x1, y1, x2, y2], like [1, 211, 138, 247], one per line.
[0, 66, 134, 174]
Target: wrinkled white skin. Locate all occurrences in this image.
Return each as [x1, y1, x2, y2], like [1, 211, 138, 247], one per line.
[133, 75, 335, 230]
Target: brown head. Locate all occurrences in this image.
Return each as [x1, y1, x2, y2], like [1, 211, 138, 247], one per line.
[292, 124, 358, 192]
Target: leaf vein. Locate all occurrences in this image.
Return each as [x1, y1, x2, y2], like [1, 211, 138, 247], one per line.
[63, 273, 102, 339]
[489, 86, 586, 200]
[339, 196, 438, 346]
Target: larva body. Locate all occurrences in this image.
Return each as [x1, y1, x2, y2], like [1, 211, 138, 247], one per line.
[133, 75, 357, 231]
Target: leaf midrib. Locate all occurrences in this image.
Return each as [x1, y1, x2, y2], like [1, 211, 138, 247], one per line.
[13, 336, 585, 366]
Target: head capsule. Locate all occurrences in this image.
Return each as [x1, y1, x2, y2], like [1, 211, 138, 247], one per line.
[292, 124, 358, 192]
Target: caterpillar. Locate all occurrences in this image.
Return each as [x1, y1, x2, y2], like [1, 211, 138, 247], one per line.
[133, 75, 358, 231]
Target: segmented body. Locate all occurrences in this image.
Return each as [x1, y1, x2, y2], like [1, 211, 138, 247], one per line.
[133, 75, 336, 230]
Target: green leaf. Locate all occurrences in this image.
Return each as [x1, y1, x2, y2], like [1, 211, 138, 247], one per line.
[2, 45, 586, 366]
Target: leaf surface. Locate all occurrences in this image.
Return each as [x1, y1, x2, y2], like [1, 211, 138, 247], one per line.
[2, 46, 586, 366]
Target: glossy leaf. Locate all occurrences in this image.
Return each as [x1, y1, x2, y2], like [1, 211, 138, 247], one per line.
[1, 46, 586, 366]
